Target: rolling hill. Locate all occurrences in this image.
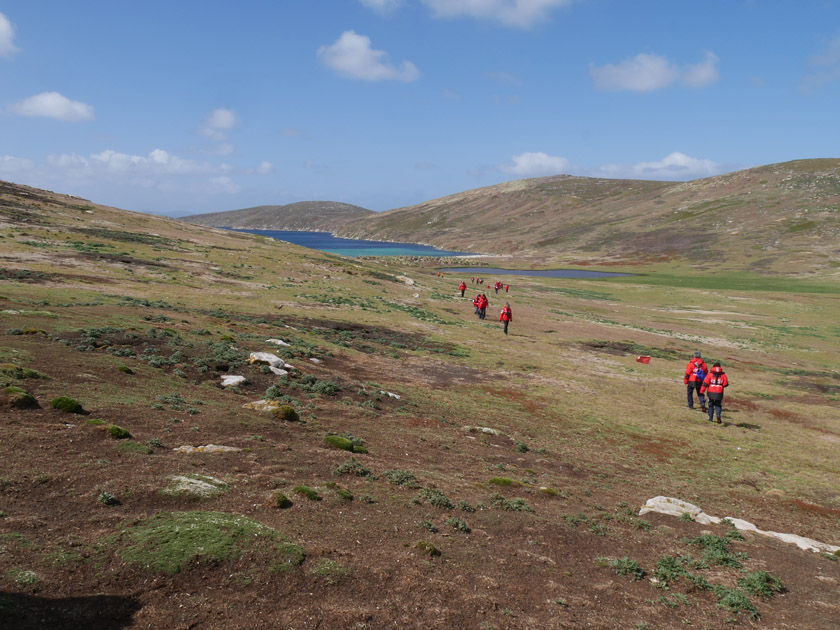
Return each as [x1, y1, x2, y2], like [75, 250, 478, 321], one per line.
[334, 159, 840, 275]
[179, 200, 374, 231]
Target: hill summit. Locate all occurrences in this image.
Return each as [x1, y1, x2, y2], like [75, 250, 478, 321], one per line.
[180, 201, 374, 232]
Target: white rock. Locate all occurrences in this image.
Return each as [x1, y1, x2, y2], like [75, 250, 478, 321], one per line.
[397, 275, 415, 286]
[266, 338, 290, 346]
[249, 352, 285, 367]
[462, 425, 501, 435]
[220, 375, 246, 387]
[378, 390, 401, 400]
[173, 444, 242, 454]
[309, 358, 321, 364]
[640, 496, 840, 554]
[268, 366, 289, 376]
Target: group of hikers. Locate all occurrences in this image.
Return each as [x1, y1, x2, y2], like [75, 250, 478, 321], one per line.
[684, 351, 730, 423]
[455, 278, 730, 422]
[457, 280, 513, 335]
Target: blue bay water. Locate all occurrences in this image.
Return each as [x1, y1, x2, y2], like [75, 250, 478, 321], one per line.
[233, 229, 469, 257]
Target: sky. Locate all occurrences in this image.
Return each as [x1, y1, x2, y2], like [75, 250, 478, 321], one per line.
[1, 1, 839, 218]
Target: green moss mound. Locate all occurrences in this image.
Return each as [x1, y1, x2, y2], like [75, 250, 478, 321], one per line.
[323, 434, 368, 453]
[274, 404, 300, 422]
[116, 511, 304, 575]
[2, 386, 38, 409]
[50, 396, 84, 414]
[107, 424, 132, 439]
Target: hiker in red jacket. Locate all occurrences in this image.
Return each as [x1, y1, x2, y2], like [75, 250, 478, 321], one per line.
[478, 294, 489, 320]
[700, 362, 729, 423]
[458, 281, 467, 297]
[683, 351, 709, 411]
[499, 302, 512, 335]
[494, 281, 503, 294]
[472, 294, 481, 316]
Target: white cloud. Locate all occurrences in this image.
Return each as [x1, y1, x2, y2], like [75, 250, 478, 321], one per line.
[317, 30, 419, 82]
[486, 71, 523, 85]
[359, 0, 404, 15]
[256, 161, 274, 174]
[10, 92, 95, 121]
[500, 152, 571, 177]
[207, 176, 240, 194]
[590, 54, 679, 92]
[44, 149, 229, 179]
[600, 152, 720, 180]
[682, 51, 720, 88]
[0, 155, 34, 174]
[201, 108, 238, 140]
[590, 52, 719, 92]
[0, 12, 20, 58]
[801, 30, 840, 91]
[421, 0, 572, 28]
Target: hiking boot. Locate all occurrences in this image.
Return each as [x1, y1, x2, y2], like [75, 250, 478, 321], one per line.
[716, 418, 722, 424]
[700, 405, 707, 413]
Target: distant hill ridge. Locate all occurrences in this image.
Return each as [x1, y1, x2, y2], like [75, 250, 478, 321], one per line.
[179, 159, 840, 275]
[180, 201, 374, 232]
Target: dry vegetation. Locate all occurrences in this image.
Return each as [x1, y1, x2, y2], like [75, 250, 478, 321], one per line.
[0, 177, 838, 629]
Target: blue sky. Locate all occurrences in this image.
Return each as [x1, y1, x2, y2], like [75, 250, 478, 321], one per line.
[1, 1, 839, 217]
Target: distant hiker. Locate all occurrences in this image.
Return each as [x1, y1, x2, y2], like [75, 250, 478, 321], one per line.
[494, 281, 503, 294]
[684, 351, 709, 411]
[458, 281, 467, 297]
[499, 302, 512, 335]
[478, 294, 489, 320]
[471, 277, 475, 283]
[505, 284, 509, 293]
[700, 362, 729, 424]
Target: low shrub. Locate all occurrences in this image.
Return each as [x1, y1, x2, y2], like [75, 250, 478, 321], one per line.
[414, 488, 454, 509]
[384, 469, 419, 488]
[488, 477, 519, 487]
[333, 457, 371, 477]
[489, 493, 534, 512]
[270, 491, 292, 509]
[413, 540, 440, 557]
[293, 486, 321, 501]
[738, 571, 784, 599]
[274, 405, 300, 422]
[606, 557, 646, 581]
[445, 517, 471, 533]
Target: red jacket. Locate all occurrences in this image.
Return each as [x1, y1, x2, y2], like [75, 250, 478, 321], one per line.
[499, 306, 512, 321]
[458, 282, 467, 291]
[684, 358, 708, 384]
[700, 367, 729, 398]
[478, 295, 488, 309]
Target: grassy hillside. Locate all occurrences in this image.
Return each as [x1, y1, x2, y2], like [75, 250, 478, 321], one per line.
[336, 159, 840, 276]
[181, 200, 374, 231]
[1, 179, 839, 629]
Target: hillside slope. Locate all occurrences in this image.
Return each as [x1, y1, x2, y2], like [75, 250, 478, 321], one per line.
[181, 200, 374, 231]
[1, 179, 839, 629]
[336, 159, 840, 275]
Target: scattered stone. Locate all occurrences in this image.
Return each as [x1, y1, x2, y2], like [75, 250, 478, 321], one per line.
[248, 352, 285, 368]
[162, 474, 229, 499]
[640, 496, 840, 554]
[266, 338, 291, 347]
[463, 426, 501, 435]
[173, 444, 243, 454]
[379, 390, 401, 400]
[268, 367, 289, 376]
[309, 358, 321, 364]
[220, 375, 247, 388]
[397, 275, 415, 286]
[244, 399, 281, 413]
